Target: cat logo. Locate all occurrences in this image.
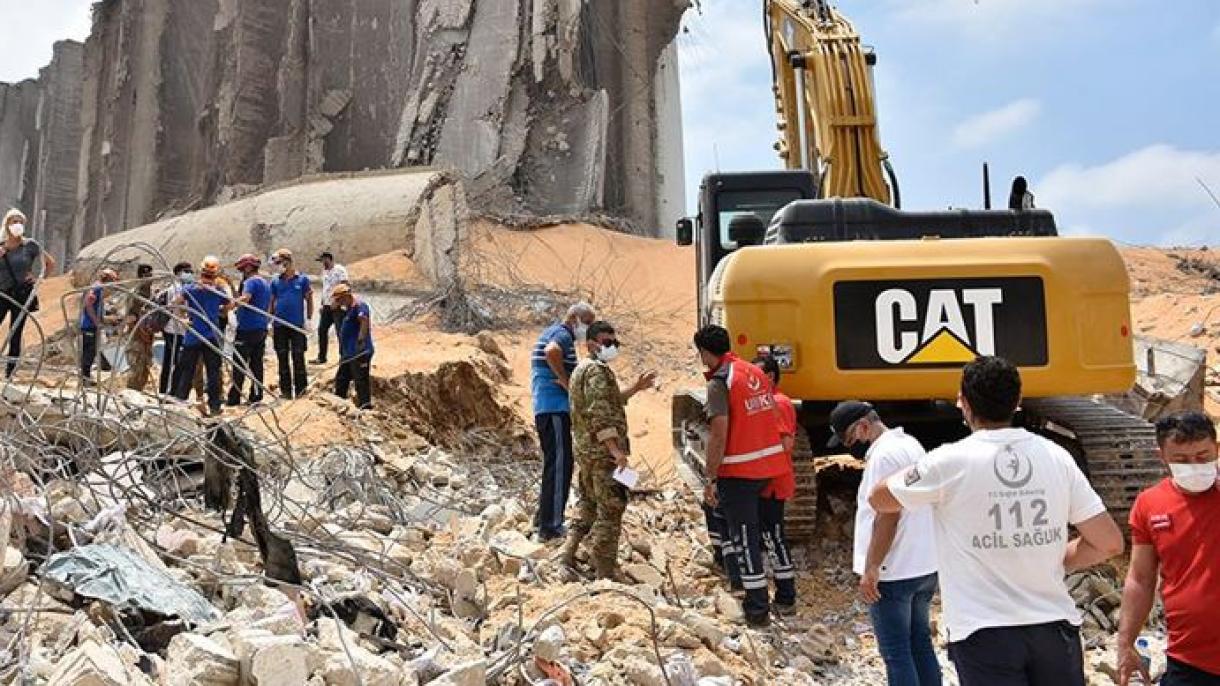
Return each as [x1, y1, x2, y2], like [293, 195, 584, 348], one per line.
[833, 277, 1048, 370]
[875, 288, 1001, 365]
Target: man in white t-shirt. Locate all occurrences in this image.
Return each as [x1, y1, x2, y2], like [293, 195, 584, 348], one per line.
[312, 251, 349, 364]
[869, 356, 1124, 686]
[830, 400, 940, 685]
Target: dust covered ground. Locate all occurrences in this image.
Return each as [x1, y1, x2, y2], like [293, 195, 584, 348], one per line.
[0, 224, 1214, 684]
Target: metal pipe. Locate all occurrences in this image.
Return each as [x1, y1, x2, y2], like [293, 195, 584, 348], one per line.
[984, 162, 992, 210]
[791, 52, 811, 172]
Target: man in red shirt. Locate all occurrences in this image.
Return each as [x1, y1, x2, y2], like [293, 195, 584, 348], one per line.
[753, 356, 797, 613]
[1119, 411, 1220, 686]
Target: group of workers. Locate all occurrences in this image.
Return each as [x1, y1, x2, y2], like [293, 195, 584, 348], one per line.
[532, 306, 1220, 686]
[0, 209, 374, 414]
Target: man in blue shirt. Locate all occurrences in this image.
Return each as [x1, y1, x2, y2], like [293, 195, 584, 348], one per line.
[531, 302, 596, 541]
[174, 256, 230, 415]
[268, 248, 314, 399]
[79, 268, 119, 384]
[228, 254, 272, 405]
[330, 283, 373, 410]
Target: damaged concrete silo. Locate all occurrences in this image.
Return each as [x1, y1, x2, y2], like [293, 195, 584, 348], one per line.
[0, 0, 690, 267]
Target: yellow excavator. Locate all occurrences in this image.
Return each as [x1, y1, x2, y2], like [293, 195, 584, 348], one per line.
[673, 0, 1161, 540]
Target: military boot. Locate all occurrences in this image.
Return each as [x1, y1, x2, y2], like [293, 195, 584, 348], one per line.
[559, 536, 581, 568]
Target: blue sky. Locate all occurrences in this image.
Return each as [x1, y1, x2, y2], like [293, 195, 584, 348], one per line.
[677, 0, 1220, 246]
[3, 0, 1218, 246]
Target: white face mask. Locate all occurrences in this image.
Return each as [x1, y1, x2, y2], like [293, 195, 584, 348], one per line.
[573, 323, 589, 342]
[1168, 461, 1219, 493]
[596, 344, 619, 363]
[8, 223, 24, 238]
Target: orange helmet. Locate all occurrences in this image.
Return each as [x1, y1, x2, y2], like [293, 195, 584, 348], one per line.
[200, 256, 222, 279]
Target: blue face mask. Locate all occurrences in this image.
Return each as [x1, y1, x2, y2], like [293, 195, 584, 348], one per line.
[178, 272, 196, 285]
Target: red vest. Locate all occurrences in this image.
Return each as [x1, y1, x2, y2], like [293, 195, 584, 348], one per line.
[717, 354, 788, 480]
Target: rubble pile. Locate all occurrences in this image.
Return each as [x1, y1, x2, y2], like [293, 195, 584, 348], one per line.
[0, 375, 855, 685]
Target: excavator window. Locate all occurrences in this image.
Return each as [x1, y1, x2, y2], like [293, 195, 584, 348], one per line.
[716, 189, 804, 250]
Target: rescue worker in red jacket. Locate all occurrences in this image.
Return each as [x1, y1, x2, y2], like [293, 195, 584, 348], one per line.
[753, 356, 798, 613]
[695, 325, 791, 626]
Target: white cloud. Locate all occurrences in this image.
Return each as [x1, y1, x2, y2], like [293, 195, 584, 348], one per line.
[1039, 145, 1220, 246]
[1041, 145, 1220, 208]
[952, 98, 1041, 149]
[0, 0, 92, 81]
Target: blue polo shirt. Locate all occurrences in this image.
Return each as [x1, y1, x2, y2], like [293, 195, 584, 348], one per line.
[339, 301, 374, 360]
[236, 276, 272, 332]
[182, 284, 229, 348]
[530, 322, 577, 415]
[79, 285, 104, 331]
[270, 273, 311, 328]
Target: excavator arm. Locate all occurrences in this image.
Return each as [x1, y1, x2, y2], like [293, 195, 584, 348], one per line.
[766, 0, 896, 205]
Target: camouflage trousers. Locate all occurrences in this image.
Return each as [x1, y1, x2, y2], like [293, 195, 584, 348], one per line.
[561, 458, 628, 578]
[126, 337, 153, 391]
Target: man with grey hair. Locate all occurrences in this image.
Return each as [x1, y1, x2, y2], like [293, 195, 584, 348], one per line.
[531, 301, 597, 541]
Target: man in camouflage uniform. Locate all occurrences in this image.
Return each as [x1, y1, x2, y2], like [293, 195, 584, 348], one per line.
[561, 321, 657, 579]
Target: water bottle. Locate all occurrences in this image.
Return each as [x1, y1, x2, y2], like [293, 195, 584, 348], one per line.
[1133, 636, 1153, 684]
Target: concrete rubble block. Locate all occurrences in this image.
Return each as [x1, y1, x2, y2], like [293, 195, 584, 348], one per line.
[799, 623, 838, 664]
[0, 546, 28, 597]
[314, 620, 365, 662]
[165, 633, 240, 686]
[319, 642, 403, 686]
[428, 660, 486, 686]
[47, 638, 152, 686]
[690, 648, 729, 678]
[230, 631, 317, 683]
[155, 524, 204, 558]
[713, 591, 743, 622]
[623, 563, 665, 588]
[249, 640, 311, 686]
[621, 653, 666, 686]
[488, 530, 546, 561]
[534, 624, 565, 663]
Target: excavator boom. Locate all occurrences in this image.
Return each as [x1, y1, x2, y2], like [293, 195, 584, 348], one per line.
[767, 0, 893, 203]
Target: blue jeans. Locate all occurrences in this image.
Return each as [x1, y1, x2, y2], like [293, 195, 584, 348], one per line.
[868, 572, 942, 686]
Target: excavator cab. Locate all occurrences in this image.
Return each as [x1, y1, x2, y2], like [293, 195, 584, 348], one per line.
[675, 170, 817, 324]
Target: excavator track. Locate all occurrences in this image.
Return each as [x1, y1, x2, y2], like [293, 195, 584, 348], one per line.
[1022, 397, 1163, 527]
[673, 391, 821, 543]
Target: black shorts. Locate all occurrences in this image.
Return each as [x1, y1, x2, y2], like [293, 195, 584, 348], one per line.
[948, 621, 1084, 686]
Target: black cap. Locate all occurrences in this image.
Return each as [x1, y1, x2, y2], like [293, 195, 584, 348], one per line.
[316, 251, 334, 262]
[827, 401, 874, 448]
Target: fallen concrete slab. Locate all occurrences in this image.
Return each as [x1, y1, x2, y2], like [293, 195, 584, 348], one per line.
[1107, 336, 1207, 420]
[74, 170, 467, 286]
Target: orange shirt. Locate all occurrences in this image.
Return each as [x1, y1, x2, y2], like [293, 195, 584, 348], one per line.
[762, 392, 797, 500]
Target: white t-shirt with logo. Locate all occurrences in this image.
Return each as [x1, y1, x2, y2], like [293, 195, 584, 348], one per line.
[887, 427, 1106, 642]
[853, 427, 938, 581]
